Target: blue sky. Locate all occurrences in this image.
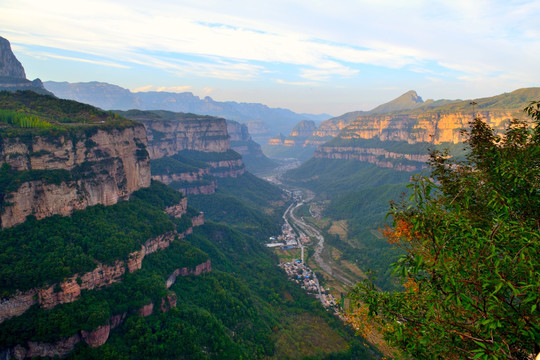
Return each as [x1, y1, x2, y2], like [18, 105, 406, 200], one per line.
[1, 0, 539, 115]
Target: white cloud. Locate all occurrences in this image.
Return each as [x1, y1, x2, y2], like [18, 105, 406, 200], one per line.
[1, 0, 539, 112]
[132, 85, 192, 93]
[17, 50, 130, 69]
[276, 79, 319, 86]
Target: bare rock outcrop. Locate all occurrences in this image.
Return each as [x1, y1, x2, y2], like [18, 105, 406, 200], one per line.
[165, 259, 212, 288]
[0, 36, 26, 78]
[12, 334, 81, 360]
[152, 168, 217, 195]
[165, 197, 188, 218]
[81, 324, 111, 348]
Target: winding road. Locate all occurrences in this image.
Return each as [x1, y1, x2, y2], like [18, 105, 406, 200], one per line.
[284, 194, 355, 287]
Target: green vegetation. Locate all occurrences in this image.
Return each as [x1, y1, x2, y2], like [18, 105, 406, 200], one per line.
[0, 109, 51, 128]
[117, 109, 227, 123]
[349, 102, 540, 359]
[283, 155, 416, 291]
[0, 236, 208, 348]
[54, 222, 379, 359]
[0, 162, 71, 193]
[189, 193, 279, 238]
[284, 158, 412, 197]
[325, 137, 466, 156]
[178, 149, 242, 162]
[324, 183, 410, 291]
[151, 154, 209, 175]
[189, 172, 286, 238]
[0, 90, 136, 136]
[0, 181, 182, 294]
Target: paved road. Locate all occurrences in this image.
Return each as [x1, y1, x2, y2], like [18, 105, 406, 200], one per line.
[285, 196, 355, 287]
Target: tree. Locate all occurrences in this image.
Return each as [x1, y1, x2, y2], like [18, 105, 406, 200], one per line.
[349, 102, 540, 360]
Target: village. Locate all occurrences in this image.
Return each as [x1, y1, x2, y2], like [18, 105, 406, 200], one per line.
[268, 220, 340, 314]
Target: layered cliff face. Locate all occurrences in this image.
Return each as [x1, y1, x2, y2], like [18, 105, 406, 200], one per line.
[141, 117, 230, 158]
[311, 87, 540, 170]
[335, 110, 521, 145]
[151, 164, 217, 195]
[0, 126, 151, 228]
[0, 93, 151, 228]
[315, 146, 430, 172]
[313, 109, 528, 171]
[119, 110, 247, 193]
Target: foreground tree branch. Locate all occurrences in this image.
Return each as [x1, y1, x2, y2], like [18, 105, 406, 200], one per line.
[349, 102, 540, 360]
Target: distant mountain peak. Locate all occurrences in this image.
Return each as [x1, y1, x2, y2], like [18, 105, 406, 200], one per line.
[0, 36, 26, 78]
[402, 90, 423, 103]
[369, 90, 424, 114]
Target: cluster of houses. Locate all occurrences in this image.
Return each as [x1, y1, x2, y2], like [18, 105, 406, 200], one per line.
[279, 259, 339, 313]
[266, 223, 301, 249]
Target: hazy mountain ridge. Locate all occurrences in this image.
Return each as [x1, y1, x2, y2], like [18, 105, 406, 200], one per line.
[44, 81, 331, 137]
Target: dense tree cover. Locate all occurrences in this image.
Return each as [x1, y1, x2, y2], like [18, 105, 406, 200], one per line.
[188, 193, 280, 238]
[178, 149, 242, 162]
[68, 306, 249, 360]
[0, 181, 182, 294]
[325, 137, 466, 157]
[0, 271, 167, 347]
[349, 104, 540, 359]
[0, 237, 208, 348]
[189, 171, 286, 238]
[150, 155, 209, 175]
[61, 222, 380, 359]
[284, 158, 412, 198]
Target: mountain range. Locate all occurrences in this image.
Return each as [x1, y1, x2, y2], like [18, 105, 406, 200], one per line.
[264, 87, 540, 160]
[43, 81, 331, 140]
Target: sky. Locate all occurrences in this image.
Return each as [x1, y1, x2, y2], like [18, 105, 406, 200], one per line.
[1, 0, 539, 116]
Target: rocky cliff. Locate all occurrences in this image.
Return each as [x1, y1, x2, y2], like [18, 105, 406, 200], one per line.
[119, 110, 248, 190]
[0, 37, 25, 78]
[227, 120, 276, 173]
[335, 110, 522, 145]
[315, 146, 430, 172]
[0, 36, 52, 95]
[140, 116, 230, 158]
[152, 169, 217, 195]
[0, 125, 151, 228]
[313, 110, 521, 170]
[312, 88, 540, 170]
